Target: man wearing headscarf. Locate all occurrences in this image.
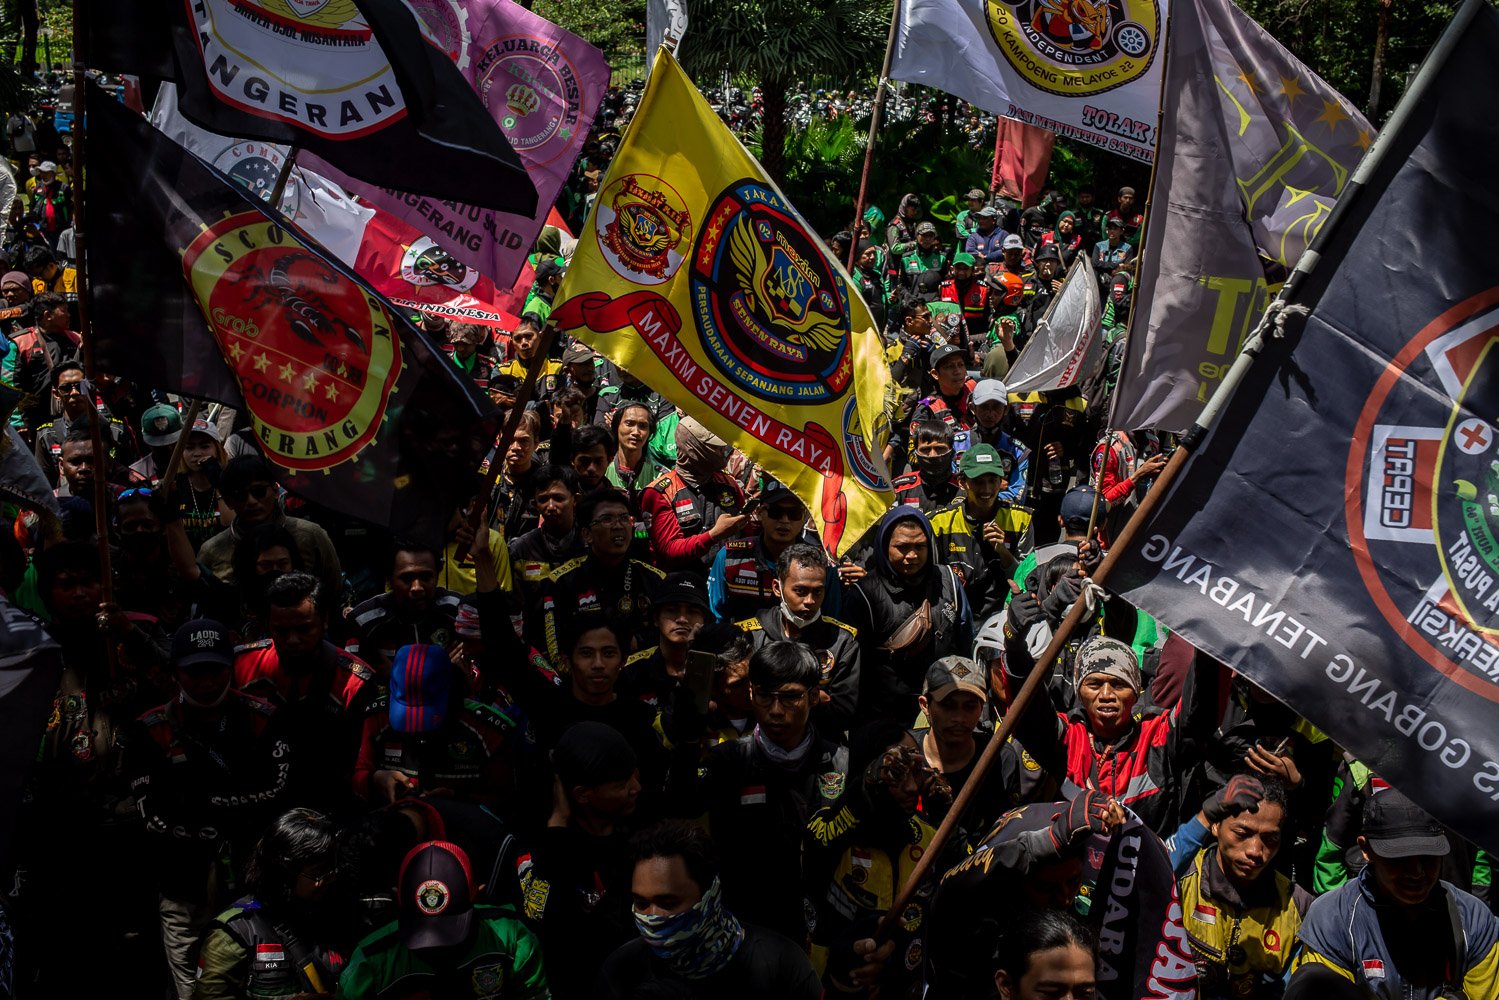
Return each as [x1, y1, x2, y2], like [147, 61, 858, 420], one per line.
[639, 415, 751, 572]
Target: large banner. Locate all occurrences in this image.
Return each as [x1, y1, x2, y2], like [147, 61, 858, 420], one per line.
[1109, 0, 1367, 433]
[552, 50, 894, 557]
[335, 0, 609, 289]
[1109, 1, 1499, 853]
[892, 0, 1169, 163]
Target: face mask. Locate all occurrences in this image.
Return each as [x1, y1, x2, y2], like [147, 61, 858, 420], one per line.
[917, 453, 952, 481]
[632, 877, 745, 980]
[780, 598, 821, 630]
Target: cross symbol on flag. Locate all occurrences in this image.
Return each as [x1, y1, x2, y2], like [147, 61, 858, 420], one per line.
[1456, 417, 1491, 455]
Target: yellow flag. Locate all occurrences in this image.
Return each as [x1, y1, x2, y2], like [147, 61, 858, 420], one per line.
[552, 50, 893, 556]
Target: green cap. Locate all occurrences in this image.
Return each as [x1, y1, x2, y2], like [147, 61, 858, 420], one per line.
[959, 444, 1005, 478]
[951, 251, 977, 267]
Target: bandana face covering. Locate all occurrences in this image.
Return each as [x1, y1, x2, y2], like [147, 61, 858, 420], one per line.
[633, 877, 745, 980]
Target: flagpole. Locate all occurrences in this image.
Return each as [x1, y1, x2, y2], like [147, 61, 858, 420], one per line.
[467, 323, 559, 532]
[69, 0, 115, 613]
[877, 0, 1485, 941]
[846, 0, 902, 271]
[268, 147, 299, 212]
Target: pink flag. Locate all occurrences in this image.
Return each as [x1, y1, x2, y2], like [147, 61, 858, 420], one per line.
[992, 117, 1055, 209]
[308, 0, 607, 288]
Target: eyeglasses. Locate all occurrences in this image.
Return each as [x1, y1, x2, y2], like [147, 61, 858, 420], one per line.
[225, 483, 275, 503]
[296, 868, 337, 888]
[764, 505, 804, 521]
[591, 514, 634, 527]
[56, 382, 83, 395]
[752, 687, 810, 707]
[117, 487, 155, 501]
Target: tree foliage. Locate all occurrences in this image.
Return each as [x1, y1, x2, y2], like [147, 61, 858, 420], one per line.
[532, 0, 647, 52]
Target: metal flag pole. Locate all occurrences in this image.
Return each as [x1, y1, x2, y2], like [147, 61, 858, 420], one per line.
[846, 0, 903, 272]
[875, 0, 1483, 942]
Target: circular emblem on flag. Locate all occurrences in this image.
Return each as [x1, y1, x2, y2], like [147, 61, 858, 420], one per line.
[416, 878, 451, 915]
[843, 397, 891, 492]
[983, 0, 1161, 98]
[401, 237, 479, 292]
[210, 141, 301, 216]
[189, 0, 402, 139]
[407, 0, 471, 70]
[596, 173, 692, 285]
[1347, 288, 1499, 701]
[689, 180, 852, 405]
[476, 36, 587, 163]
[181, 212, 401, 472]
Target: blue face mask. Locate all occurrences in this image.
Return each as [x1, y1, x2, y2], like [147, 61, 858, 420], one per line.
[632, 877, 745, 980]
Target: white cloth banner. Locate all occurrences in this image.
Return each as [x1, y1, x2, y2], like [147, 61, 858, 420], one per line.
[891, 0, 1169, 163]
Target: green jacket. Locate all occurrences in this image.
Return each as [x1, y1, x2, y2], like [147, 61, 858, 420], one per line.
[337, 905, 549, 999]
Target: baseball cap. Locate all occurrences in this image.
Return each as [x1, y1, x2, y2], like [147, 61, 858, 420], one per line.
[1072, 635, 1142, 693]
[391, 644, 454, 734]
[972, 379, 1008, 406]
[187, 419, 222, 444]
[1002, 234, 1024, 251]
[1060, 485, 1100, 526]
[1362, 789, 1450, 858]
[915, 221, 939, 237]
[398, 841, 476, 950]
[959, 444, 1005, 479]
[761, 476, 797, 503]
[141, 403, 183, 448]
[561, 342, 595, 365]
[171, 619, 235, 672]
[553, 721, 638, 789]
[951, 251, 977, 268]
[534, 257, 565, 281]
[965, 188, 987, 201]
[1105, 216, 1124, 229]
[651, 571, 712, 614]
[924, 655, 987, 701]
[1034, 244, 1061, 263]
[929, 343, 964, 369]
[975, 206, 999, 219]
[37, 160, 56, 173]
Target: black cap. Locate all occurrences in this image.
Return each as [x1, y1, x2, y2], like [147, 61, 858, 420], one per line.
[651, 572, 712, 614]
[1034, 244, 1061, 263]
[1362, 789, 1450, 858]
[398, 841, 475, 950]
[1059, 486, 1100, 526]
[929, 343, 964, 369]
[171, 619, 235, 671]
[553, 721, 638, 789]
[534, 257, 565, 281]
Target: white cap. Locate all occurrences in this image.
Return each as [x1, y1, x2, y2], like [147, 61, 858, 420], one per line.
[1002, 234, 1024, 250]
[972, 379, 1009, 406]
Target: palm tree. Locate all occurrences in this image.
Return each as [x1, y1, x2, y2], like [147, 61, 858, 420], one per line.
[679, 0, 889, 181]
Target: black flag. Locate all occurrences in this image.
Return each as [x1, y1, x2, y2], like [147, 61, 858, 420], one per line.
[86, 84, 496, 547]
[1109, 1, 1499, 852]
[86, 0, 536, 215]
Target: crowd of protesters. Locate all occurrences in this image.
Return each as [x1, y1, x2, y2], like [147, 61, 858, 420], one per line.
[0, 96, 1496, 1000]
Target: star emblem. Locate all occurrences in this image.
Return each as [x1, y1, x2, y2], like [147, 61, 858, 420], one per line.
[337, 361, 350, 378]
[1355, 128, 1373, 152]
[1314, 99, 1349, 133]
[252, 352, 271, 373]
[278, 361, 297, 383]
[324, 381, 339, 402]
[1236, 69, 1261, 95]
[303, 370, 319, 390]
[559, 125, 572, 140]
[228, 342, 245, 362]
[1279, 75, 1305, 103]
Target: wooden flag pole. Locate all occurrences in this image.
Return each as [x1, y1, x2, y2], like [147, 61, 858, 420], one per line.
[846, 0, 902, 272]
[268, 148, 299, 213]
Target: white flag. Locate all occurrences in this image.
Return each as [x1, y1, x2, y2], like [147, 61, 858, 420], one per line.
[892, 0, 1169, 163]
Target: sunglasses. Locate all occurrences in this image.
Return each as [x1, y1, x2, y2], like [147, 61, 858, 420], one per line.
[225, 483, 275, 503]
[56, 382, 84, 395]
[764, 505, 804, 521]
[117, 487, 155, 501]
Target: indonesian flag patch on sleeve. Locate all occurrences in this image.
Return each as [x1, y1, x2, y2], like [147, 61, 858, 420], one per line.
[740, 785, 767, 805]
